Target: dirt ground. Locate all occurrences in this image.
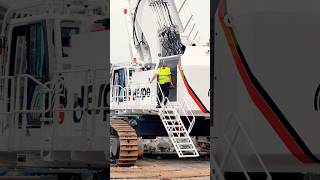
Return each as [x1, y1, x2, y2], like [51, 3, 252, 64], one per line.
[110, 158, 210, 180]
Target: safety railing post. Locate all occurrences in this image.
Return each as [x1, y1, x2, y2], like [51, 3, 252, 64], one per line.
[10, 77, 14, 114]
[219, 114, 272, 180]
[15, 76, 21, 117]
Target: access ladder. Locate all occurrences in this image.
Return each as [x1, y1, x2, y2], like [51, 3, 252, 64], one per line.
[156, 96, 199, 158]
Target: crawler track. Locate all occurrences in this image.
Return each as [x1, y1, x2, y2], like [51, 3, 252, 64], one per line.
[110, 119, 139, 167]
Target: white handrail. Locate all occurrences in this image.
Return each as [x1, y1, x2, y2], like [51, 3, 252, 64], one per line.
[0, 75, 53, 114]
[219, 114, 272, 180]
[211, 156, 226, 180]
[0, 67, 111, 114]
[18, 74, 51, 91]
[178, 98, 195, 133]
[172, 0, 199, 44]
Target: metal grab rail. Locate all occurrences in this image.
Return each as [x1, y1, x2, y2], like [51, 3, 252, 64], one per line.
[211, 156, 226, 180]
[0, 68, 111, 115]
[0, 76, 14, 115]
[16, 74, 53, 114]
[111, 85, 127, 102]
[173, 0, 199, 44]
[217, 114, 272, 180]
[0, 74, 53, 115]
[177, 98, 195, 134]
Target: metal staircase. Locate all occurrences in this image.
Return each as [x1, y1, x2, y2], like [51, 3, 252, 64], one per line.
[156, 84, 199, 158]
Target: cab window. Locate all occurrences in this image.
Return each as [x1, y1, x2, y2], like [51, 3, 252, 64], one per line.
[128, 68, 135, 80]
[60, 21, 80, 57]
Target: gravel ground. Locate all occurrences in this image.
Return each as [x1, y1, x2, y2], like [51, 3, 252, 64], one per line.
[110, 158, 210, 180]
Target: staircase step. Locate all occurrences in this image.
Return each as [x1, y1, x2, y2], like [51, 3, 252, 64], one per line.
[177, 142, 193, 145]
[178, 149, 197, 152]
[174, 137, 190, 140]
[160, 114, 174, 117]
[163, 123, 178, 126]
[162, 120, 177, 123]
[160, 109, 175, 112]
[177, 154, 199, 158]
[162, 117, 178, 120]
[162, 114, 176, 116]
[161, 117, 176, 120]
[162, 120, 180, 123]
[169, 130, 187, 133]
[174, 138, 191, 142]
[167, 125, 184, 128]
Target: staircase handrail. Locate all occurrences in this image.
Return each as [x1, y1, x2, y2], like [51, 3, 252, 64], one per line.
[219, 113, 272, 180]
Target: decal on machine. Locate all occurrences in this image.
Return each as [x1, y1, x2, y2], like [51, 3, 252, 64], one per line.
[72, 84, 109, 123]
[128, 87, 151, 101]
[56, 82, 109, 124]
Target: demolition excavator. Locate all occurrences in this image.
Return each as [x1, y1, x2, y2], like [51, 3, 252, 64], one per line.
[109, 0, 210, 166]
[0, 0, 210, 172]
[5, 0, 320, 179]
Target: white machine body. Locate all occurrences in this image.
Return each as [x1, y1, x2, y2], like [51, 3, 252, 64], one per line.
[0, 0, 109, 167]
[214, 0, 320, 173]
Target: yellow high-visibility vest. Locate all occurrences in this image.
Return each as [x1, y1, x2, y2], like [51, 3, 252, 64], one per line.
[157, 67, 171, 84]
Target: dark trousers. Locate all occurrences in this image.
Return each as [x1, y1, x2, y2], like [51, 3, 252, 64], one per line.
[158, 82, 170, 105]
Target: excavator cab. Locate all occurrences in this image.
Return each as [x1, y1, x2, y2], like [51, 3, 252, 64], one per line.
[112, 67, 127, 102]
[4, 18, 92, 127]
[111, 64, 143, 103]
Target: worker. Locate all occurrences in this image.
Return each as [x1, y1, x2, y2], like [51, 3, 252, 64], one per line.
[150, 61, 174, 108]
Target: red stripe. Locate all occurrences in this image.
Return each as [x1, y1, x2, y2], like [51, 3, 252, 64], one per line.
[90, 27, 106, 32]
[178, 63, 208, 113]
[218, 0, 313, 163]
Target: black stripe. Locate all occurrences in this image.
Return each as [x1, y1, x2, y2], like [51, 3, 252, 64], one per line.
[229, 28, 320, 163]
[314, 85, 320, 111]
[182, 73, 210, 113]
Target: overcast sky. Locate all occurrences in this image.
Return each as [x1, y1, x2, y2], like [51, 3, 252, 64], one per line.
[110, 0, 210, 63]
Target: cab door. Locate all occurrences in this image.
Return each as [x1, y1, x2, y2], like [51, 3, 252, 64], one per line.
[112, 68, 127, 102]
[8, 21, 48, 127]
